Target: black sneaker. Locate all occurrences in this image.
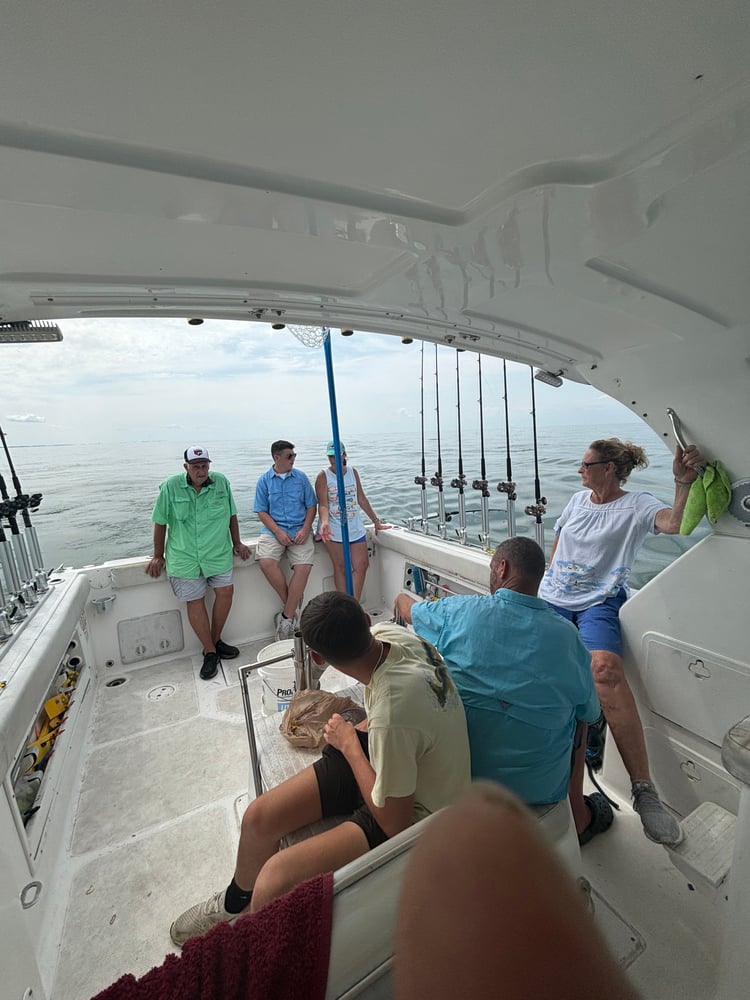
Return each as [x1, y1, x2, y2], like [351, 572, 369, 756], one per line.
[215, 639, 240, 659]
[586, 714, 607, 772]
[200, 651, 219, 680]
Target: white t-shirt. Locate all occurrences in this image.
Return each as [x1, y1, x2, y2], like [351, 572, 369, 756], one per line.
[364, 623, 471, 822]
[538, 490, 669, 611]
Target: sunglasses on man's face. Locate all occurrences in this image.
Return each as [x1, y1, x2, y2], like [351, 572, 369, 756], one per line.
[580, 460, 609, 468]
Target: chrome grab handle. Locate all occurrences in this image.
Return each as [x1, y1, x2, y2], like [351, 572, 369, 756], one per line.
[666, 408, 706, 476]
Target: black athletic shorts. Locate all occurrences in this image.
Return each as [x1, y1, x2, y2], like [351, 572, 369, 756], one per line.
[312, 730, 389, 850]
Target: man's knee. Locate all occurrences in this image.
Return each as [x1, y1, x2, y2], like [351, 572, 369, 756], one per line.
[241, 794, 284, 842]
[250, 853, 296, 910]
[258, 557, 281, 578]
[591, 650, 623, 689]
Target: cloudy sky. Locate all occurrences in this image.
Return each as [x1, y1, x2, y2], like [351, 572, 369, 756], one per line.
[2, 318, 640, 446]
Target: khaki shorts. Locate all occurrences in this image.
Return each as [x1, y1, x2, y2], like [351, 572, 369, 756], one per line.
[168, 570, 233, 602]
[255, 532, 315, 565]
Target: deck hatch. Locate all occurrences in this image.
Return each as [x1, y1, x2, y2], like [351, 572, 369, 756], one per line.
[116, 610, 184, 664]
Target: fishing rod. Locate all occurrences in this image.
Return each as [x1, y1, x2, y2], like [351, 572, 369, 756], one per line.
[413, 342, 429, 533]
[0, 507, 29, 620]
[496, 359, 518, 537]
[471, 354, 491, 549]
[524, 367, 547, 548]
[450, 350, 468, 544]
[0, 425, 49, 594]
[0, 465, 38, 609]
[429, 345, 448, 539]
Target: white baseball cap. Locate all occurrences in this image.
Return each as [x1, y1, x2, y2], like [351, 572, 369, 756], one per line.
[184, 446, 211, 463]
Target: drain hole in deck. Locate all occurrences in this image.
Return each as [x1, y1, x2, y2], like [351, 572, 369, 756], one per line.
[147, 684, 177, 701]
[106, 677, 128, 687]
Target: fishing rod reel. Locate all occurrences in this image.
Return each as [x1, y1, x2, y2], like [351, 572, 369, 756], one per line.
[524, 496, 548, 549]
[413, 475, 429, 533]
[498, 480, 518, 539]
[471, 477, 491, 548]
[524, 498, 547, 516]
[429, 471, 448, 539]
[450, 474, 468, 544]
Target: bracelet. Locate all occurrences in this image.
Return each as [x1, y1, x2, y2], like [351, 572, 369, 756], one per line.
[674, 478, 693, 486]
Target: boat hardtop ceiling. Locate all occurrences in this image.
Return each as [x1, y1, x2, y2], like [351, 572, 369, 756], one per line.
[1, 1, 749, 483]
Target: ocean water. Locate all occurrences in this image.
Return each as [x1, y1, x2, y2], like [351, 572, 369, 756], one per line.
[8, 423, 708, 589]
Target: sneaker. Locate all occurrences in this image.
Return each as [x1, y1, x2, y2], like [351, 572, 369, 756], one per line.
[632, 780, 683, 846]
[275, 614, 296, 640]
[215, 638, 240, 659]
[170, 889, 237, 946]
[200, 651, 219, 680]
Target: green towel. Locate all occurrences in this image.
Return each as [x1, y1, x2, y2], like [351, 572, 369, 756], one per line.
[679, 461, 732, 535]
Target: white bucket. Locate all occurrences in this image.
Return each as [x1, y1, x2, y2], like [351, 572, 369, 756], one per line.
[257, 640, 297, 716]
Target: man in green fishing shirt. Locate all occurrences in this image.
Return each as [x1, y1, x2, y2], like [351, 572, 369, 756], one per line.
[146, 446, 251, 680]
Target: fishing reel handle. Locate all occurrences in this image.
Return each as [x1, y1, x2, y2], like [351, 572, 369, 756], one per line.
[497, 481, 517, 501]
[471, 478, 490, 497]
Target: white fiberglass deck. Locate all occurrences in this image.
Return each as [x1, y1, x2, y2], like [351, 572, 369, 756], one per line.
[46, 639, 721, 999]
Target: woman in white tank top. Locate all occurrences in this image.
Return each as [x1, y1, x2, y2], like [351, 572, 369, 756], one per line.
[315, 441, 390, 600]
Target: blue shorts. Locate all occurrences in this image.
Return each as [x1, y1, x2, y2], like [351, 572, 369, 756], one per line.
[546, 589, 628, 656]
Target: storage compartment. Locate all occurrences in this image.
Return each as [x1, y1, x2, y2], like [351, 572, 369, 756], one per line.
[6, 642, 91, 864]
[642, 632, 750, 747]
[644, 725, 740, 818]
[402, 562, 484, 599]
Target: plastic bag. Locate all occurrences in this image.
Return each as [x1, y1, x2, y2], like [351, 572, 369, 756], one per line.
[279, 689, 366, 749]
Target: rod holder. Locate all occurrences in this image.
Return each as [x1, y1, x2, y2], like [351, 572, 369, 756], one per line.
[293, 630, 312, 691]
[91, 595, 116, 613]
[0, 611, 12, 640]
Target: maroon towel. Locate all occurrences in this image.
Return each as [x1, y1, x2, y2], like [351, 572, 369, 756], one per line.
[91, 872, 334, 1000]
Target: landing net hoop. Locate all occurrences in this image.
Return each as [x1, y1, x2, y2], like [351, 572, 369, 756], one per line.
[287, 325, 330, 349]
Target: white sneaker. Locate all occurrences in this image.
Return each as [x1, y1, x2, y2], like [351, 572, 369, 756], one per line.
[275, 614, 296, 640]
[632, 781, 683, 846]
[170, 889, 237, 946]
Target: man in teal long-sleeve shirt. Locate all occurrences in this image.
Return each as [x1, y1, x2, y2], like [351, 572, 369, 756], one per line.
[146, 446, 251, 679]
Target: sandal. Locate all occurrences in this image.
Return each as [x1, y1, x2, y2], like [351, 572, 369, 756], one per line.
[578, 792, 614, 846]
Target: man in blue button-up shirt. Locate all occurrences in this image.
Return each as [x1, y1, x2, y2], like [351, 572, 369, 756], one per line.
[253, 439, 317, 639]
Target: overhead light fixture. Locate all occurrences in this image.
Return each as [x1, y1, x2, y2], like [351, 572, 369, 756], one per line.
[271, 323, 286, 330]
[0, 321, 63, 343]
[187, 317, 204, 326]
[341, 329, 354, 337]
[533, 368, 564, 388]
[401, 337, 414, 345]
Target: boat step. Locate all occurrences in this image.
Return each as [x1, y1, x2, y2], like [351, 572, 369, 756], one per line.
[666, 801, 735, 894]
